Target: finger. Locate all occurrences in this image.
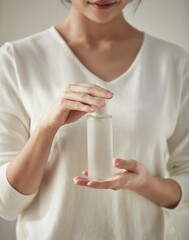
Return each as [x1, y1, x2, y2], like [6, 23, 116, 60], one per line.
[87, 176, 122, 190]
[85, 172, 128, 190]
[87, 180, 113, 189]
[62, 91, 106, 108]
[73, 177, 89, 186]
[65, 83, 113, 99]
[62, 100, 94, 113]
[82, 170, 88, 176]
[114, 158, 141, 173]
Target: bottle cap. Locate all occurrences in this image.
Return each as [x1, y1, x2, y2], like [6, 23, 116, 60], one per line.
[91, 99, 108, 117]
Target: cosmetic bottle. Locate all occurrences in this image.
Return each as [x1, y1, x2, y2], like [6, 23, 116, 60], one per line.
[87, 100, 113, 181]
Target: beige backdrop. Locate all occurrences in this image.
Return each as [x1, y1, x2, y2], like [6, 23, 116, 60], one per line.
[0, 0, 189, 239]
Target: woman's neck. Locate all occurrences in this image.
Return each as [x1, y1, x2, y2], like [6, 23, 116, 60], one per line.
[56, 9, 139, 45]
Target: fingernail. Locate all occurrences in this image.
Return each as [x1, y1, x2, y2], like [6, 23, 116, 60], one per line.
[94, 97, 106, 106]
[95, 99, 106, 106]
[73, 177, 77, 182]
[115, 159, 119, 166]
[87, 181, 93, 186]
[107, 92, 113, 98]
[89, 107, 95, 112]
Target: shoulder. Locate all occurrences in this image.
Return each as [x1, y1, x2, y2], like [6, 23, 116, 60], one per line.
[0, 27, 56, 62]
[143, 34, 189, 79]
[144, 34, 189, 63]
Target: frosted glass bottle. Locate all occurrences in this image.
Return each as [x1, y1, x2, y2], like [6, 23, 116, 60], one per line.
[87, 100, 113, 181]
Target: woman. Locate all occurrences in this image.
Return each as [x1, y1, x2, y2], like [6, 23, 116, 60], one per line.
[0, 0, 189, 239]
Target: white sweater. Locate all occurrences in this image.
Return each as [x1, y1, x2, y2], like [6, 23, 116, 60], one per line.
[0, 26, 189, 240]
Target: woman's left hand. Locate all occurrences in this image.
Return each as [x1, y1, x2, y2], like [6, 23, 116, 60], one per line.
[73, 158, 182, 209]
[73, 158, 151, 191]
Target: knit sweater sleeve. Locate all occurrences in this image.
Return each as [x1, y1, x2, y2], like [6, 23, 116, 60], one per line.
[167, 56, 189, 214]
[0, 43, 37, 221]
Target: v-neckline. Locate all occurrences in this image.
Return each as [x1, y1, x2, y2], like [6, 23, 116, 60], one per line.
[50, 25, 147, 85]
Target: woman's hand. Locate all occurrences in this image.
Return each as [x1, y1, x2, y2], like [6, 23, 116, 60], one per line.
[39, 82, 113, 131]
[73, 158, 182, 208]
[73, 158, 150, 191]
[6, 82, 113, 195]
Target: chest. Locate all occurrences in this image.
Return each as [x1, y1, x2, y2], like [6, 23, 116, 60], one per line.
[67, 40, 143, 82]
[23, 45, 180, 146]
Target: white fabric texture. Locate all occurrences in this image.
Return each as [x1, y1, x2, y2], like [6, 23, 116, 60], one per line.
[0, 26, 189, 240]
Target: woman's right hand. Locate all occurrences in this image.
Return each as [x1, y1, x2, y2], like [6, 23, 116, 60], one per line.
[5, 83, 113, 196]
[39, 82, 113, 132]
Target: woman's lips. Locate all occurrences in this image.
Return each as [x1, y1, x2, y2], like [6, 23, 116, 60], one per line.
[89, 1, 117, 10]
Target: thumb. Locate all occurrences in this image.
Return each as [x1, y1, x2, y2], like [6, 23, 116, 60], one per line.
[114, 158, 140, 173]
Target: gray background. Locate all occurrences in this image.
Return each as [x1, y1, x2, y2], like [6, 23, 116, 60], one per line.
[0, 0, 189, 239]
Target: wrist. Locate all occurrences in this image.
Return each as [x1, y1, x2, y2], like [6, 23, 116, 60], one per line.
[136, 175, 182, 208]
[136, 174, 155, 194]
[36, 118, 59, 140]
